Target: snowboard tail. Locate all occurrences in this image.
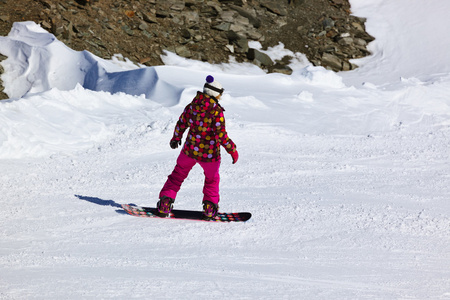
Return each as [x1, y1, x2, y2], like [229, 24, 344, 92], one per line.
[121, 204, 251, 222]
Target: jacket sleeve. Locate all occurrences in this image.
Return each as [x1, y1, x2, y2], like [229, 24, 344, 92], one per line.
[215, 109, 237, 154]
[172, 104, 191, 141]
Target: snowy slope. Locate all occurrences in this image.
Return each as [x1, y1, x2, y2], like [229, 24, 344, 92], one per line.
[0, 0, 449, 299]
[343, 0, 450, 87]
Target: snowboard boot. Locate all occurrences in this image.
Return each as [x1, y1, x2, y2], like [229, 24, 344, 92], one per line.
[156, 196, 175, 217]
[202, 200, 219, 220]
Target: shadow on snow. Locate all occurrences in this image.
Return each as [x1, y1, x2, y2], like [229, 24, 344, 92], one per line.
[75, 194, 137, 215]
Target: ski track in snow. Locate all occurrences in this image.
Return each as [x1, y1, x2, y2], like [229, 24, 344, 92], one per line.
[1, 122, 449, 299]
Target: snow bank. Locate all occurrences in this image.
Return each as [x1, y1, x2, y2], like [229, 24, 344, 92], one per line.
[0, 22, 182, 104]
[0, 85, 169, 158]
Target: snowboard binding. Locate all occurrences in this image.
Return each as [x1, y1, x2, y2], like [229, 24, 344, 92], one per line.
[156, 196, 175, 217]
[202, 200, 219, 220]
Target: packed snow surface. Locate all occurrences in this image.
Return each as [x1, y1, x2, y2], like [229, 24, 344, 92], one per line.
[0, 0, 449, 299]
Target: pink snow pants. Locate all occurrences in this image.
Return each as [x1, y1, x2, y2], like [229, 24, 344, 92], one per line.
[159, 152, 221, 205]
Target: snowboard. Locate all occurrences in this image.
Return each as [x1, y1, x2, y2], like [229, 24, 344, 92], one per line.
[121, 204, 251, 222]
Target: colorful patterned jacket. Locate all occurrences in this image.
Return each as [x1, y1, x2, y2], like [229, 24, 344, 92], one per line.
[172, 91, 237, 162]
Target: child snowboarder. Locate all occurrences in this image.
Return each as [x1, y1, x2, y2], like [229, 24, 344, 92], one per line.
[157, 75, 239, 220]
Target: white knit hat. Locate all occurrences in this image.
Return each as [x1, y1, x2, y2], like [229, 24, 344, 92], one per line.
[203, 75, 224, 98]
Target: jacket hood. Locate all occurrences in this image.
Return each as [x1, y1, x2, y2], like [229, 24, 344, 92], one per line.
[191, 91, 220, 113]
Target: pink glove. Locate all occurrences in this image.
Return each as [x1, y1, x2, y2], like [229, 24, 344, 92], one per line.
[231, 150, 239, 164]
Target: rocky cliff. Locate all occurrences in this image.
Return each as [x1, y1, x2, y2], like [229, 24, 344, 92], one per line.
[0, 0, 374, 100]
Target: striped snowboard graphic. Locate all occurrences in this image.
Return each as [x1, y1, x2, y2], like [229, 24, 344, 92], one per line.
[121, 204, 252, 222]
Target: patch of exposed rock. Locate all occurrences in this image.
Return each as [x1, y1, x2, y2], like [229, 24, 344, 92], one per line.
[0, 53, 7, 99]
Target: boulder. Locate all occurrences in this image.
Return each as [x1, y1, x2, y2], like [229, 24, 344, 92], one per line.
[227, 30, 249, 53]
[0, 15, 10, 22]
[170, 2, 185, 12]
[260, 0, 288, 16]
[322, 17, 335, 30]
[230, 5, 261, 28]
[247, 48, 273, 67]
[175, 45, 192, 58]
[142, 12, 158, 24]
[338, 36, 353, 46]
[270, 63, 293, 75]
[214, 22, 231, 31]
[321, 53, 342, 71]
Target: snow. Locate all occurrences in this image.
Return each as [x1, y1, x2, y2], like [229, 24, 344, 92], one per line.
[342, 0, 450, 87]
[0, 0, 449, 299]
